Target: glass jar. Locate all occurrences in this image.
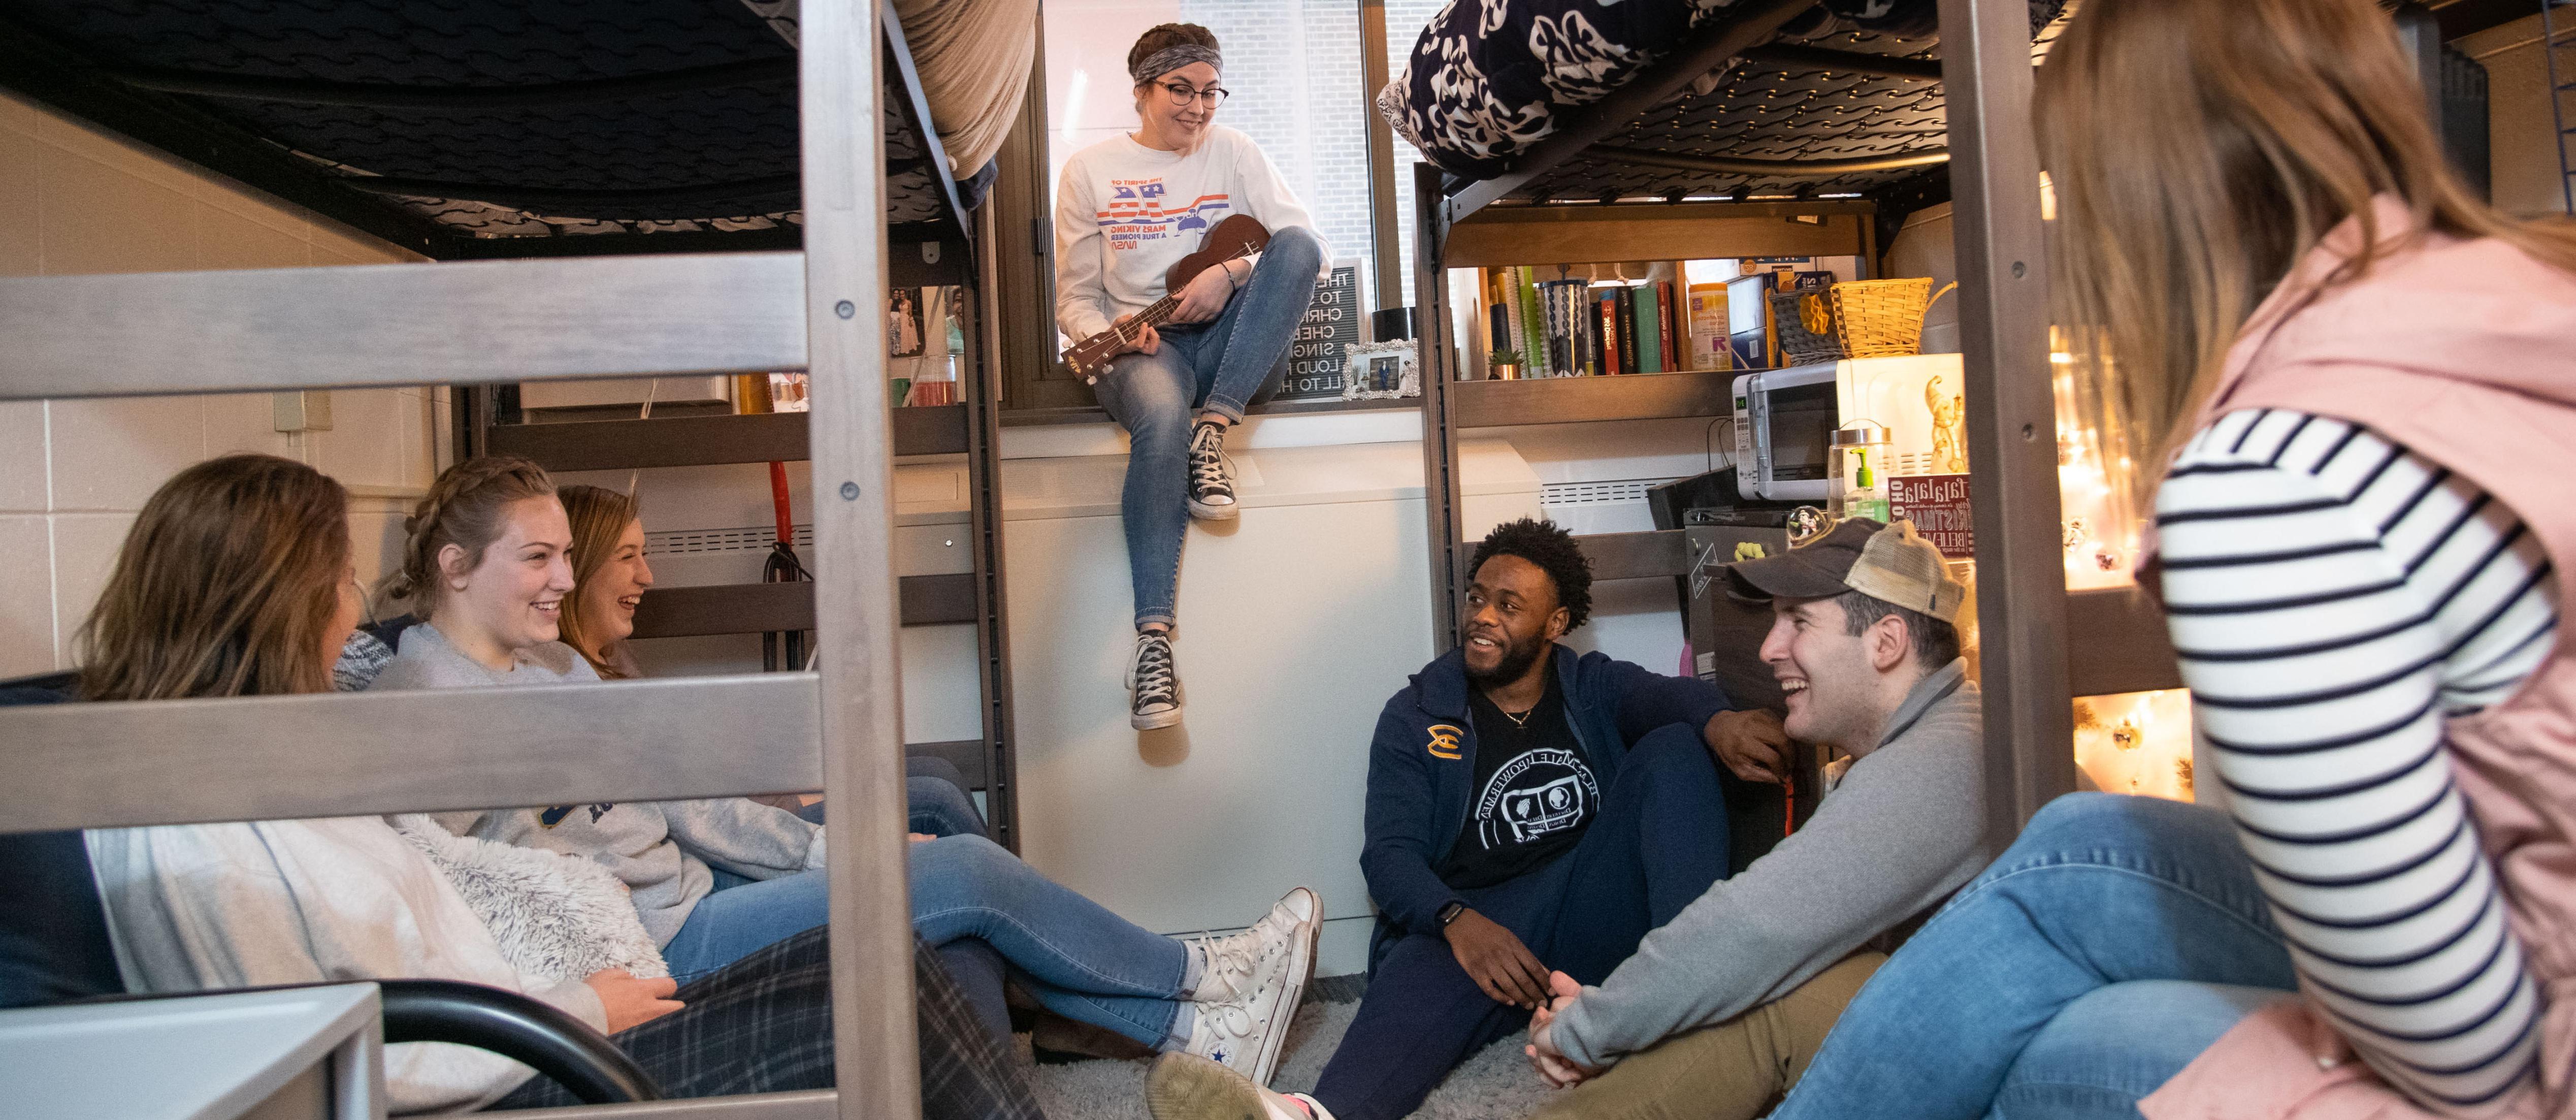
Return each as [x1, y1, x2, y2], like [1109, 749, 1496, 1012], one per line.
[1829, 422, 1893, 523]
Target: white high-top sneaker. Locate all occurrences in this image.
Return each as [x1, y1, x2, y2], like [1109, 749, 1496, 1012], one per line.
[1189, 886, 1322, 1004]
[1147, 1051, 1338, 1120]
[1182, 887, 1320, 1086]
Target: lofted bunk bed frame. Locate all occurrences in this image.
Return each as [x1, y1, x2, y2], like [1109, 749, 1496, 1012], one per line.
[1, 0, 962, 1115]
[1407, 0, 2514, 847]
[0, 0, 1025, 850]
[1410, 0, 2175, 849]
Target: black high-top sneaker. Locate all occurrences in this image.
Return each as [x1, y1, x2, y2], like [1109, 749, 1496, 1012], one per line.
[1125, 630, 1182, 730]
[1186, 420, 1238, 521]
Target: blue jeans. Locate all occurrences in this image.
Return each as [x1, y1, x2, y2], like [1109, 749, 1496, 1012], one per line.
[910, 833, 1194, 1049]
[787, 761, 1019, 1040]
[661, 866, 831, 983]
[1091, 225, 1326, 629]
[664, 764, 991, 986]
[1773, 793, 2300, 1120]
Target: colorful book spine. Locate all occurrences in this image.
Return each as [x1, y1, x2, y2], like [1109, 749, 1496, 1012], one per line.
[1687, 282, 1731, 371]
[1631, 285, 1661, 372]
[1597, 293, 1621, 376]
[1518, 268, 1548, 377]
[1654, 281, 1677, 373]
[1503, 270, 1527, 371]
[1614, 290, 1638, 374]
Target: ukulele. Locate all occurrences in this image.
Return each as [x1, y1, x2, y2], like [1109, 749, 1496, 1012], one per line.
[1061, 214, 1272, 384]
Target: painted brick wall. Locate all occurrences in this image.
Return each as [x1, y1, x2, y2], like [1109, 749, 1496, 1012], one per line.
[0, 90, 437, 678]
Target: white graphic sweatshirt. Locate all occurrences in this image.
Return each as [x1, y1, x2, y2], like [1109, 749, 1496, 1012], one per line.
[1052, 125, 1328, 343]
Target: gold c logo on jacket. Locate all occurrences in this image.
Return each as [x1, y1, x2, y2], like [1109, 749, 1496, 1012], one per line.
[1426, 724, 1464, 760]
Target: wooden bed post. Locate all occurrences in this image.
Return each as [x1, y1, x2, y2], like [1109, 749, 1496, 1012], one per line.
[1937, 0, 2077, 851]
[800, 0, 923, 1115]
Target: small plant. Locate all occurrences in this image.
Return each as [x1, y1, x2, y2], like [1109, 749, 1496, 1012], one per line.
[1488, 349, 1524, 367]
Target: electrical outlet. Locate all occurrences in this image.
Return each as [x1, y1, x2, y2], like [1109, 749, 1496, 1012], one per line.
[273, 390, 334, 432]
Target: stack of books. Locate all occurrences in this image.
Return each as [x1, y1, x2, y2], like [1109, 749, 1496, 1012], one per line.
[1479, 265, 1736, 377]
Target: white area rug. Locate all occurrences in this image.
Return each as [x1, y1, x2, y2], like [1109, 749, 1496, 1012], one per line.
[1025, 996, 1556, 1120]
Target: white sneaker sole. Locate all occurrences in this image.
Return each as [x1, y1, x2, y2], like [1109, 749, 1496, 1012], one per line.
[1187, 495, 1240, 521]
[1247, 887, 1322, 1087]
[1132, 703, 1183, 731]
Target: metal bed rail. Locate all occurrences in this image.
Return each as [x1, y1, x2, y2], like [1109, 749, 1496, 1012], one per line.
[0, 1, 920, 1116]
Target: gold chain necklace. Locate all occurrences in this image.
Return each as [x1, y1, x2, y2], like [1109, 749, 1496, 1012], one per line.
[1499, 704, 1536, 728]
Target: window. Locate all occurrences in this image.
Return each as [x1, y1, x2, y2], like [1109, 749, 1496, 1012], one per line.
[1043, 0, 1377, 322]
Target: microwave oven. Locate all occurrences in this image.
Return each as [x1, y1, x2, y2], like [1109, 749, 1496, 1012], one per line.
[1732, 354, 1966, 502]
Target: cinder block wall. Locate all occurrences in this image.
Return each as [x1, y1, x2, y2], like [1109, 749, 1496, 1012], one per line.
[0, 91, 439, 679]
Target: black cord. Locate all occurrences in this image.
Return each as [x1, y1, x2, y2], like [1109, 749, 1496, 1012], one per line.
[1704, 417, 1736, 474]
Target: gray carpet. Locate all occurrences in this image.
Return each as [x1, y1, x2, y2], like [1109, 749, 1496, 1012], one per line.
[1025, 984, 1554, 1120]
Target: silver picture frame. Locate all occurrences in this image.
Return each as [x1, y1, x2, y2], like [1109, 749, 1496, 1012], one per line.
[1341, 339, 1420, 401]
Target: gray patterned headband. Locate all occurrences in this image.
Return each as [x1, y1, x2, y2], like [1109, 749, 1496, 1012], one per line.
[1131, 45, 1221, 86]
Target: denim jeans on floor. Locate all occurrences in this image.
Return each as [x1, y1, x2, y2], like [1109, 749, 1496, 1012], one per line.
[910, 833, 1194, 1049]
[1770, 793, 2300, 1120]
[1091, 225, 1326, 629]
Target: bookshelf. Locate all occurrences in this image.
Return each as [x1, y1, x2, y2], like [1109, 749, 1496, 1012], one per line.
[1404, 0, 2178, 841]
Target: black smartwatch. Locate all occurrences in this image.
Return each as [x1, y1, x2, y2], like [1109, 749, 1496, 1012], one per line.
[1437, 901, 1468, 927]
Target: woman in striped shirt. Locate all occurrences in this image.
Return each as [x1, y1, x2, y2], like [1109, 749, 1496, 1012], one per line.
[1766, 0, 2576, 1117]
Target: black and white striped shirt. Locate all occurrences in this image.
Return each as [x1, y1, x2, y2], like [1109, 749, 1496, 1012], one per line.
[2158, 408, 2555, 1113]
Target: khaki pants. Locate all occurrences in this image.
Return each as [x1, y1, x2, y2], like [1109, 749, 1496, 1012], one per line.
[1531, 952, 1887, 1120]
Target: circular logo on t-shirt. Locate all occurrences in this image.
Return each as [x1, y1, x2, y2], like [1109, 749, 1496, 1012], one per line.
[1471, 748, 1597, 850]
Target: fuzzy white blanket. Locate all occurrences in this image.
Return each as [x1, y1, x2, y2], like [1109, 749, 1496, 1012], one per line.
[389, 814, 669, 982]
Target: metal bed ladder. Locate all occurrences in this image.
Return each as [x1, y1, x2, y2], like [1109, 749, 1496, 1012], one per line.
[0, 2, 921, 1117]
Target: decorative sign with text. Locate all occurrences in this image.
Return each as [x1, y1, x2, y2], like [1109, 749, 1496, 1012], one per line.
[1280, 260, 1363, 400]
[1888, 474, 1975, 559]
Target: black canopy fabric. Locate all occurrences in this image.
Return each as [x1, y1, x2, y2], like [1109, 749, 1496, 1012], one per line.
[6, 0, 952, 240]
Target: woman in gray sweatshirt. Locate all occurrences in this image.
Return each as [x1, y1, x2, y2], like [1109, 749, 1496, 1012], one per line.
[366, 458, 1326, 1085]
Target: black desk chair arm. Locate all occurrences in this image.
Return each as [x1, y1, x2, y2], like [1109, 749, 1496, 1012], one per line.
[379, 979, 663, 1104]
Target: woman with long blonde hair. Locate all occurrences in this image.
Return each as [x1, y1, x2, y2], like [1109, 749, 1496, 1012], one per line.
[555, 483, 654, 679]
[1758, 1, 2576, 1118]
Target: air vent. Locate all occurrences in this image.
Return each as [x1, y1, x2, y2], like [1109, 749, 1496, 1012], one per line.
[645, 525, 814, 556]
[1540, 479, 1661, 507]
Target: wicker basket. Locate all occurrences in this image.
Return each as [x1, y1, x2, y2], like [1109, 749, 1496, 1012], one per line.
[1830, 278, 1958, 358]
[1768, 290, 1845, 365]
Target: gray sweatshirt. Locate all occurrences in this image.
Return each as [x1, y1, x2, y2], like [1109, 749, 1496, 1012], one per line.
[369, 622, 828, 944]
[1551, 659, 1992, 1068]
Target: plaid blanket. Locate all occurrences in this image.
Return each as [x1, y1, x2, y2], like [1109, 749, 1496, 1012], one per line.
[493, 928, 1041, 1119]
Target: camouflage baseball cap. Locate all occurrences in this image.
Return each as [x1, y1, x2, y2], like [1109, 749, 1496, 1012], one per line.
[1724, 517, 1966, 623]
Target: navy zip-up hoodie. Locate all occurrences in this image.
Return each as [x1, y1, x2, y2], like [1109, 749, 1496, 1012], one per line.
[1361, 644, 1735, 957]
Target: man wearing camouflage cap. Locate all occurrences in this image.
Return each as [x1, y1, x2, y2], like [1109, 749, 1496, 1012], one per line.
[1523, 518, 1998, 1119]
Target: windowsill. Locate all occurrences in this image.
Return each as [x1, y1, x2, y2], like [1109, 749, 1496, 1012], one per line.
[998, 395, 1415, 427]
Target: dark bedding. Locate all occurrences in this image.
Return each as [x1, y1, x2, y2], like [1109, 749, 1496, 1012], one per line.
[1379, 0, 1944, 179]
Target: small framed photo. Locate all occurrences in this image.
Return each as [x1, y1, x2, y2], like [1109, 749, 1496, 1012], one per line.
[1341, 340, 1420, 401]
[888, 289, 925, 358]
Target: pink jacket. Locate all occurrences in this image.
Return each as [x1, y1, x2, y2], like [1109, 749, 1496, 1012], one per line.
[2143, 198, 2576, 1119]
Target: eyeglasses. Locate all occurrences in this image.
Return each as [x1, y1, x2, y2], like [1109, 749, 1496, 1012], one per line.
[1156, 81, 1229, 108]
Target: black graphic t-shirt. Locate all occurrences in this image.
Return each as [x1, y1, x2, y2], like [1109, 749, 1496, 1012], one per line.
[1438, 672, 1599, 890]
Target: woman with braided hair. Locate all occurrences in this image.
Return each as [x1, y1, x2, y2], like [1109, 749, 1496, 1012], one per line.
[376, 458, 1329, 1084]
[368, 456, 836, 983]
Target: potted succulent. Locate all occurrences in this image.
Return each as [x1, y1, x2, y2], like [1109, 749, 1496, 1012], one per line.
[1487, 349, 1524, 380]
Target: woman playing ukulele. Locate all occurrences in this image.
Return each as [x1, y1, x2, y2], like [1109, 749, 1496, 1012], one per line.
[1053, 22, 1328, 730]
